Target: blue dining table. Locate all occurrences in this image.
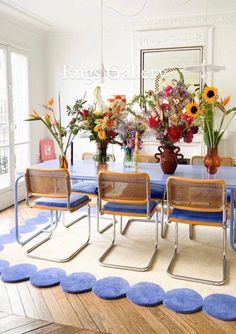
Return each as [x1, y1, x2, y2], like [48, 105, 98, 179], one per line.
[15, 159, 236, 252]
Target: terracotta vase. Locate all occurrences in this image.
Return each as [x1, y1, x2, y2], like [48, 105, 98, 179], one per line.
[59, 154, 68, 169]
[155, 145, 183, 174]
[204, 147, 221, 175]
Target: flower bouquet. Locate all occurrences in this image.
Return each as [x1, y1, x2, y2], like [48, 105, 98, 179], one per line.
[27, 96, 86, 168]
[117, 119, 146, 167]
[77, 87, 124, 163]
[188, 85, 236, 174]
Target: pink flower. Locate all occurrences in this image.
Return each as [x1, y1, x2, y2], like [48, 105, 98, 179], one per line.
[164, 85, 172, 97]
[151, 110, 158, 117]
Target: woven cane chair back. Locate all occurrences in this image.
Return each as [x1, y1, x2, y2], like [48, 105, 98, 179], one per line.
[25, 168, 71, 198]
[191, 155, 234, 166]
[98, 172, 150, 204]
[136, 154, 157, 163]
[167, 177, 226, 212]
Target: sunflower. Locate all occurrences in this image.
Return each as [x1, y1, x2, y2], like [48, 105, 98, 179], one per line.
[145, 90, 154, 98]
[186, 102, 202, 119]
[203, 86, 218, 103]
[94, 124, 102, 132]
[97, 130, 106, 140]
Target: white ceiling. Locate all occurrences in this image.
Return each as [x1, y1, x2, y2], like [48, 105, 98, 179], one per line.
[0, 0, 236, 33]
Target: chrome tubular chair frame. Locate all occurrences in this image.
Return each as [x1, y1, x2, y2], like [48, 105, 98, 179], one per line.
[98, 171, 158, 272]
[166, 177, 227, 285]
[15, 169, 91, 263]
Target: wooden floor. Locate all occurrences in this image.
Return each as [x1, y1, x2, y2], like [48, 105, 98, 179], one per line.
[0, 205, 236, 333]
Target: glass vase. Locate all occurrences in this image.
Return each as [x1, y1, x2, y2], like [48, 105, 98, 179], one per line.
[123, 147, 134, 168]
[204, 147, 221, 175]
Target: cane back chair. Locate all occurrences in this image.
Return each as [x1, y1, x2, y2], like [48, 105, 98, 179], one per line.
[15, 168, 91, 262]
[166, 176, 227, 285]
[135, 153, 167, 238]
[97, 171, 158, 271]
[71, 152, 116, 233]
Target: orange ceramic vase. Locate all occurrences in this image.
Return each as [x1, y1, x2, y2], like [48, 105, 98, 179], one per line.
[204, 147, 221, 175]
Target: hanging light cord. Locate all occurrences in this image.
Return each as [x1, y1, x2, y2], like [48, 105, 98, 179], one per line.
[105, 0, 148, 17]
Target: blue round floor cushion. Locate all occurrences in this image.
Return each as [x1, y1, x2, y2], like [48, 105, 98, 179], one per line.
[0, 260, 10, 273]
[0, 233, 16, 245]
[127, 282, 165, 307]
[203, 294, 236, 321]
[60, 272, 96, 293]
[163, 288, 203, 314]
[92, 276, 130, 300]
[30, 267, 66, 288]
[1, 263, 37, 283]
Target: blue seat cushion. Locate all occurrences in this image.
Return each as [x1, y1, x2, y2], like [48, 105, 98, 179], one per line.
[103, 200, 157, 215]
[170, 208, 223, 223]
[150, 183, 165, 199]
[72, 181, 98, 195]
[33, 194, 89, 208]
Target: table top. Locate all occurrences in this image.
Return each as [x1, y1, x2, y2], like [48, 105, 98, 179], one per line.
[34, 159, 236, 189]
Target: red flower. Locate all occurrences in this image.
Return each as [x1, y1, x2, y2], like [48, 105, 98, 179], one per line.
[160, 103, 169, 110]
[82, 109, 89, 117]
[167, 126, 182, 143]
[149, 116, 159, 128]
[184, 130, 193, 143]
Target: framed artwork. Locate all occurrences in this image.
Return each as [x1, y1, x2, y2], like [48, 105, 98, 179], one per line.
[40, 139, 55, 161]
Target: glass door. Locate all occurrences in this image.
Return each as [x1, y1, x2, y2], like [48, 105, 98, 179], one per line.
[0, 45, 30, 207]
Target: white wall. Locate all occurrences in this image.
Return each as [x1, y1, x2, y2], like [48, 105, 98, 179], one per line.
[45, 14, 236, 161]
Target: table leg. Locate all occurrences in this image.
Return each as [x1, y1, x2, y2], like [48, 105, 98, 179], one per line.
[229, 188, 236, 252]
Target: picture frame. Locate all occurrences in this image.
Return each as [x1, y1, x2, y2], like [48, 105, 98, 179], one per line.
[40, 139, 55, 161]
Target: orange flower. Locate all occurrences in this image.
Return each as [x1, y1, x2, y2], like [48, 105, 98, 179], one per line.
[221, 96, 231, 106]
[31, 110, 40, 118]
[106, 119, 114, 127]
[47, 98, 54, 108]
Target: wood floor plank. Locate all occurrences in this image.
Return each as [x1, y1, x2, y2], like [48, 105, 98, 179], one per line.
[40, 288, 69, 325]
[5, 283, 25, 317]
[52, 286, 84, 328]
[23, 323, 68, 334]
[1, 319, 52, 334]
[179, 311, 236, 334]
[27, 282, 53, 322]
[66, 293, 98, 332]
[17, 282, 39, 319]
[149, 305, 198, 334]
[0, 282, 12, 314]
[0, 314, 35, 332]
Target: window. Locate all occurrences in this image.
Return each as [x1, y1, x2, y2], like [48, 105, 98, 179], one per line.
[0, 45, 30, 192]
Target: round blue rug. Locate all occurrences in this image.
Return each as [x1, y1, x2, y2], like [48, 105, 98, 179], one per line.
[0, 260, 10, 273]
[60, 272, 96, 294]
[92, 276, 130, 300]
[10, 224, 37, 234]
[1, 263, 37, 283]
[163, 288, 203, 314]
[0, 233, 16, 245]
[127, 282, 165, 307]
[25, 216, 49, 225]
[37, 212, 51, 218]
[30, 267, 66, 288]
[203, 294, 236, 321]
[0, 245, 4, 252]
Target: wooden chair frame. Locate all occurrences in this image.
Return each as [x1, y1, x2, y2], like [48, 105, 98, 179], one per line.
[97, 171, 158, 272]
[166, 176, 227, 285]
[15, 168, 91, 263]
